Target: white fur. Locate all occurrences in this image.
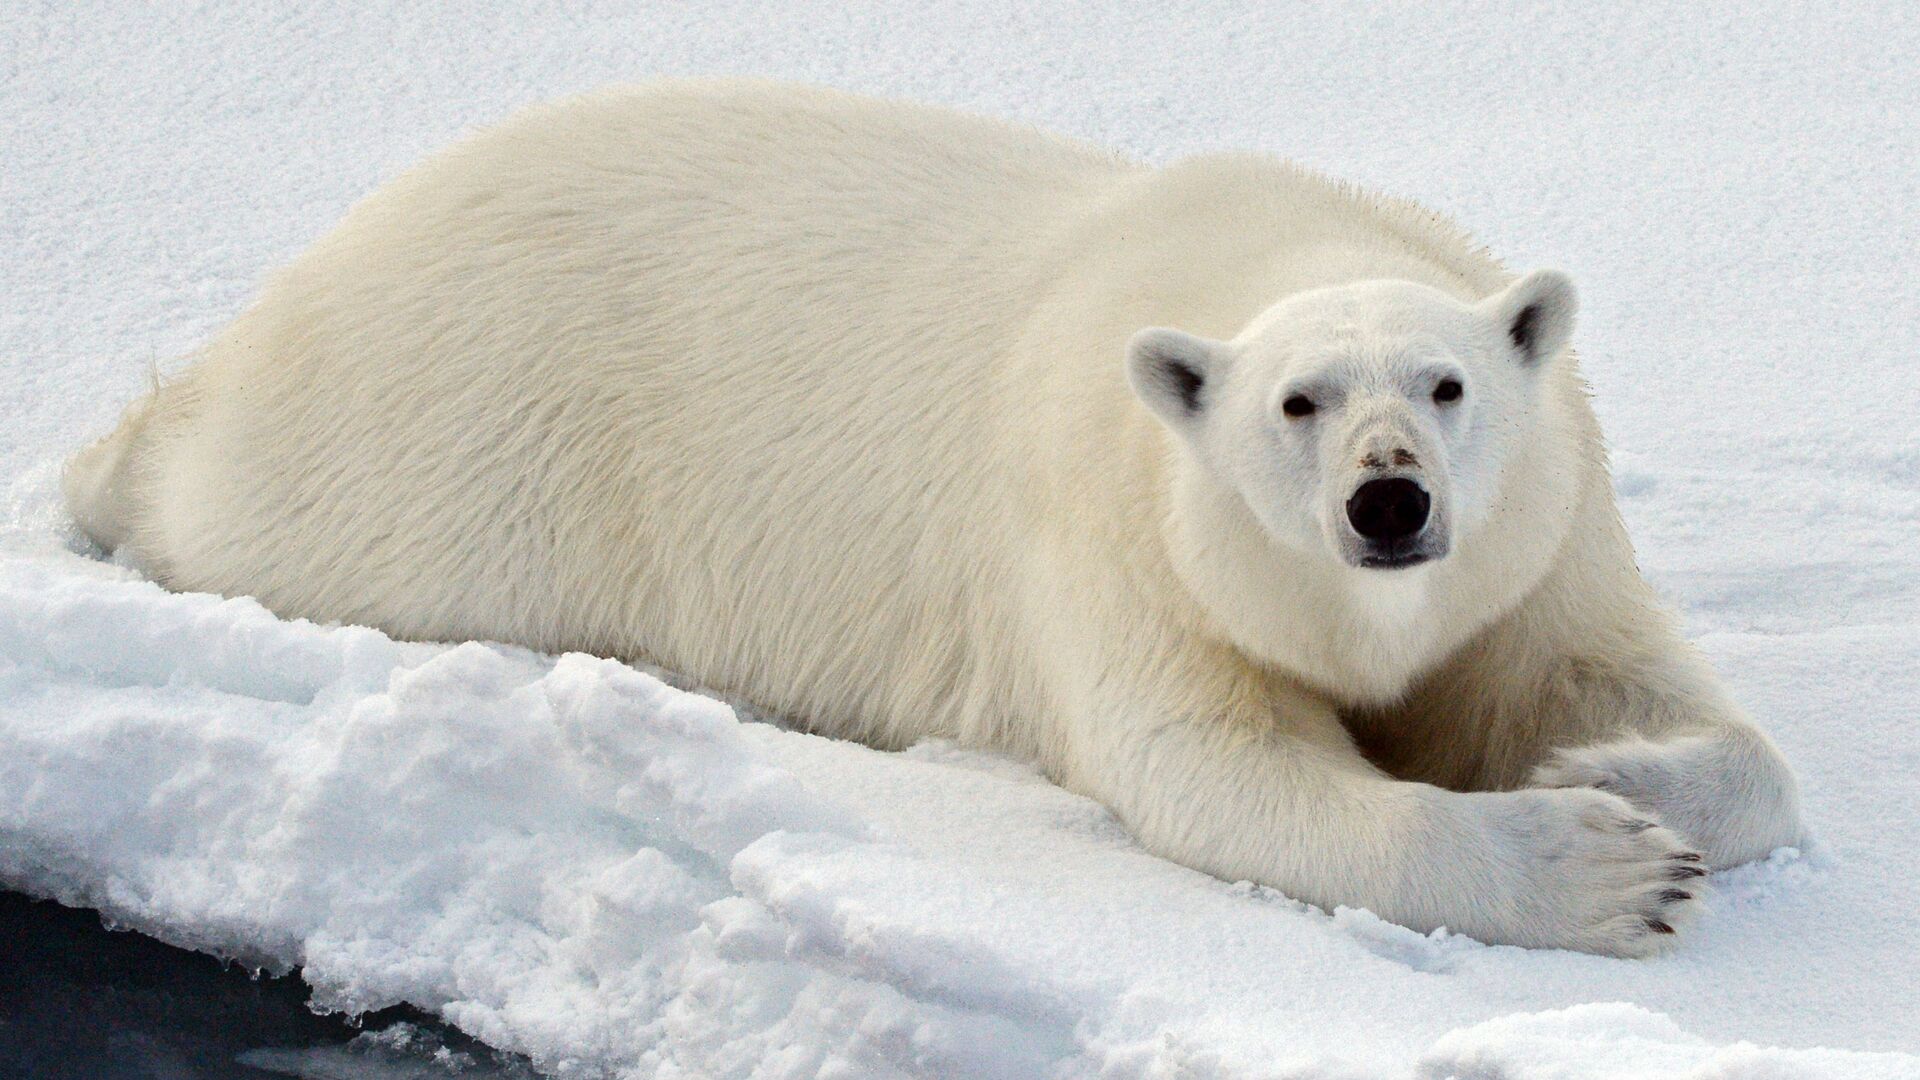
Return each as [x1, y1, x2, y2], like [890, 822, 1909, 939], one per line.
[65, 80, 1804, 956]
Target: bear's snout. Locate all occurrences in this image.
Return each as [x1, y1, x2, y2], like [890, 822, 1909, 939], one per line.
[1346, 478, 1430, 545]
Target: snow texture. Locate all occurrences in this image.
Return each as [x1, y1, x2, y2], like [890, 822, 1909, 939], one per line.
[3, 3, 1918, 1077]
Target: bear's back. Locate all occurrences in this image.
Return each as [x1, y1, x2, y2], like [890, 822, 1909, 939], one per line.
[137, 82, 1135, 749]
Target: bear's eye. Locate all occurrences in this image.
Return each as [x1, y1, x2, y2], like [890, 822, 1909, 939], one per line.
[1281, 395, 1316, 418]
[1432, 379, 1463, 404]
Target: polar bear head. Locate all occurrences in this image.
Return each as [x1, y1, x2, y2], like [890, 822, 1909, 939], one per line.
[1127, 270, 1578, 578]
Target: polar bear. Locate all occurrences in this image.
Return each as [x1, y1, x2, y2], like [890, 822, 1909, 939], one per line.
[65, 80, 1803, 955]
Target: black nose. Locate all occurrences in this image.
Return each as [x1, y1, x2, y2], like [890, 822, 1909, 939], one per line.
[1346, 478, 1430, 542]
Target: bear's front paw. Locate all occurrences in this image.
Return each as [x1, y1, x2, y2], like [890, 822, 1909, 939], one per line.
[1531, 732, 1804, 869]
[1479, 787, 1706, 957]
[1532, 739, 1671, 801]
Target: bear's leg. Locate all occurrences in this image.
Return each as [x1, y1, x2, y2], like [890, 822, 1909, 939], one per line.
[1369, 606, 1806, 870]
[1047, 650, 1706, 956]
[1530, 705, 1804, 870]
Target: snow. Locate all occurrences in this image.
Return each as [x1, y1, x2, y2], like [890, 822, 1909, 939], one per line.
[3, 3, 1918, 1077]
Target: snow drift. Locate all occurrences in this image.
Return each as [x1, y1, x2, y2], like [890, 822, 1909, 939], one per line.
[4, 549, 1916, 1077]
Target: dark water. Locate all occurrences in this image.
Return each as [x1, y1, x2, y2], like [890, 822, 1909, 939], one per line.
[0, 891, 530, 1079]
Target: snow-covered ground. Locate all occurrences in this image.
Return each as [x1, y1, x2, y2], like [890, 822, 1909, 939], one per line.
[4, 3, 1917, 1077]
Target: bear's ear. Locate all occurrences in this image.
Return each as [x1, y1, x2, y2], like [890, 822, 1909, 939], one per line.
[1127, 327, 1229, 432]
[1481, 269, 1578, 366]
